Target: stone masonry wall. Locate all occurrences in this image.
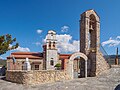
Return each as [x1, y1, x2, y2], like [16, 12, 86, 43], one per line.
[96, 51, 110, 75]
[6, 70, 71, 85]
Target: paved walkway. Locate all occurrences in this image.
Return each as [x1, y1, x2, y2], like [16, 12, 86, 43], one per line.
[0, 67, 120, 90]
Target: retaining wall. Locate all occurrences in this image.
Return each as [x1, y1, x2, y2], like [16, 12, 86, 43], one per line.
[6, 70, 71, 85]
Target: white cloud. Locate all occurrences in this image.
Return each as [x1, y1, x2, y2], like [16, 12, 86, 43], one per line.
[8, 44, 12, 49]
[44, 34, 79, 53]
[35, 42, 41, 46]
[56, 34, 72, 43]
[117, 36, 120, 39]
[102, 36, 120, 47]
[37, 29, 43, 34]
[61, 26, 69, 33]
[15, 46, 30, 52]
[9, 44, 30, 52]
[56, 34, 79, 53]
[0, 56, 6, 60]
[0, 56, 3, 59]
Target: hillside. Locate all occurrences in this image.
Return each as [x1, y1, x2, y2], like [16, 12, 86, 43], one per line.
[104, 55, 120, 65]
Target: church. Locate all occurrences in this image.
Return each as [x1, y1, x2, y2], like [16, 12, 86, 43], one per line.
[7, 10, 109, 79]
[7, 30, 77, 72]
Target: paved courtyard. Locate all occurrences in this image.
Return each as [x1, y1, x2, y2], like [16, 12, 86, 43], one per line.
[0, 67, 120, 90]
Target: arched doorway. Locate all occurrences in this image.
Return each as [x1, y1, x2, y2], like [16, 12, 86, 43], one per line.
[73, 56, 81, 78]
[67, 52, 88, 79]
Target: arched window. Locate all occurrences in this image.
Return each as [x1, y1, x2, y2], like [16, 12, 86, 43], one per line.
[50, 60, 54, 66]
[49, 41, 51, 49]
[53, 42, 55, 48]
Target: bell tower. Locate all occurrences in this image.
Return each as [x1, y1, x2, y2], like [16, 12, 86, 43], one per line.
[80, 10, 109, 77]
[80, 10, 100, 55]
[45, 30, 58, 70]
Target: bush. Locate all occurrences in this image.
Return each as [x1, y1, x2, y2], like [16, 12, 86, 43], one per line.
[54, 63, 61, 70]
[54, 63, 61, 67]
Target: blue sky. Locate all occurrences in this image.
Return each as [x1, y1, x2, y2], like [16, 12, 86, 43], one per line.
[0, 0, 120, 59]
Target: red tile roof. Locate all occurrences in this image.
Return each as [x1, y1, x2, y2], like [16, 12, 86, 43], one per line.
[7, 52, 73, 60]
[7, 52, 43, 59]
[59, 54, 72, 59]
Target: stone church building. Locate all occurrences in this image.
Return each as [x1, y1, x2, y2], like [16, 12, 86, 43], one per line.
[7, 30, 74, 71]
[7, 9, 109, 78]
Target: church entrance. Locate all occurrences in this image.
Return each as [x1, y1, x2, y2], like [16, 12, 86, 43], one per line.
[67, 52, 88, 79]
[73, 57, 81, 78]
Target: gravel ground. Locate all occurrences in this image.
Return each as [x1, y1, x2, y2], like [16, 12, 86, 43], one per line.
[0, 68, 120, 90]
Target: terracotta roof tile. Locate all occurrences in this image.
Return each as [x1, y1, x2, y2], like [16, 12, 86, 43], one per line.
[7, 52, 43, 59]
[59, 54, 71, 59]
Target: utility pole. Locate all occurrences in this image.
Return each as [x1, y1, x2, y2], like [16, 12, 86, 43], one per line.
[115, 47, 119, 65]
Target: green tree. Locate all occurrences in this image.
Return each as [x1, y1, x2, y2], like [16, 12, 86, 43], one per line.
[0, 34, 19, 55]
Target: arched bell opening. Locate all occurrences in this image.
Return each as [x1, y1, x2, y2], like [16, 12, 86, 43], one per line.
[88, 14, 97, 53]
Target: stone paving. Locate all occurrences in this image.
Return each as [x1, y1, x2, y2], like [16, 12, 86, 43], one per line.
[0, 67, 120, 90]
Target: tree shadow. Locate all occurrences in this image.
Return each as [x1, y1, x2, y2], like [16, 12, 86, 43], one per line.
[0, 76, 19, 84]
[114, 84, 120, 90]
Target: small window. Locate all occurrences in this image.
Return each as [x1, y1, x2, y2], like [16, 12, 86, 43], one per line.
[22, 61, 24, 64]
[22, 66, 24, 70]
[49, 42, 51, 48]
[50, 60, 54, 66]
[35, 65, 39, 70]
[53, 42, 55, 47]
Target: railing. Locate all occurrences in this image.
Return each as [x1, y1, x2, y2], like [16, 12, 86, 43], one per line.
[100, 44, 111, 64]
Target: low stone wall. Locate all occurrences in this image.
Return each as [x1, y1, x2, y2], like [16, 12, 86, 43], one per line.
[6, 70, 71, 85]
[111, 65, 120, 68]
